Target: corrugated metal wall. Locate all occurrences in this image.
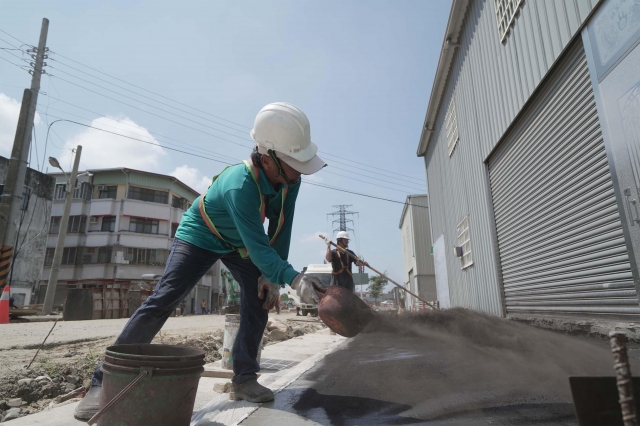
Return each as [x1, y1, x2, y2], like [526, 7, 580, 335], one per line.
[488, 42, 638, 316]
[409, 196, 435, 276]
[423, 0, 599, 315]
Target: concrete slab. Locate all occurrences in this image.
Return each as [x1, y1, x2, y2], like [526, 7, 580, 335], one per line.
[190, 332, 345, 426]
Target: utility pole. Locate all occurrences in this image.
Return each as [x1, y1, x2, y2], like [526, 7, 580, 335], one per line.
[42, 146, 82, 315]
[0, 18, 49, 289]
[327, 205, 357, 233]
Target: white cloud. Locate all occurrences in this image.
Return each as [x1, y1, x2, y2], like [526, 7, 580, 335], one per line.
[61, 116, 166, 171]
[299, 231, 326, 244]
[170, 165, 211, 193]
[0, 93, 41, 157]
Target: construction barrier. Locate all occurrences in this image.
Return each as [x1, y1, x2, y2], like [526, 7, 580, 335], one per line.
[0, 285, 10, 324]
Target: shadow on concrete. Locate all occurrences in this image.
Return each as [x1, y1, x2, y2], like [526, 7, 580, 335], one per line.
[290, 388, 422, 425]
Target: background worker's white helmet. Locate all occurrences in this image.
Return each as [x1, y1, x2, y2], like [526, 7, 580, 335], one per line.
[336, 231, 350, 240]
[251, 102, 326, 175]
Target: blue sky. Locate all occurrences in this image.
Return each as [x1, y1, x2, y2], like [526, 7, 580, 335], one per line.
[0, 0, 451, 289]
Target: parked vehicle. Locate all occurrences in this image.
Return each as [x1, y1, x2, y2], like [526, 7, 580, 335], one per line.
[288, 264, 332, 317]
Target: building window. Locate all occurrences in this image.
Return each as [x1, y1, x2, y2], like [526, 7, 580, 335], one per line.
[44, 248, 54, 266]
[129, 217, 159, 234]
[456, 215, 473, 269]
[74, 182, 92, 201]
[62, 247, 77, 265]
[128, 186, 168, 204]
[50, 216, 87, 234]
[67, 216, 87, 233]
[49, 217, 61, 234]
[44, 247, 81, 265]
[98, 246, 112, 263]
[172, 195, 188, 210]
[495, 0, 524, 42]
[445, 97, 459, 157]
[54, 184, 67, 200]
[20, 187, 31, 211]
[101, 216, 116, 232]
[171, 223, 178, 238]
[98, 185, 118, 199]
[124, 248, 167, 266]
[81, 247, 95, 264]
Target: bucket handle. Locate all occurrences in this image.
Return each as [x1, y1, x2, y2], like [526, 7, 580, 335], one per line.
[87, 366, 153, 425]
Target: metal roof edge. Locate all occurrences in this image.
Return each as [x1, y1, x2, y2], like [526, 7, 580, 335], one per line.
[398, 194, 428, 228]
[417, 0, 470, 157]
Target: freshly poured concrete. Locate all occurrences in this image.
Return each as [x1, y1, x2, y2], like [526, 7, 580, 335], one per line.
[242, 309, 630, 425]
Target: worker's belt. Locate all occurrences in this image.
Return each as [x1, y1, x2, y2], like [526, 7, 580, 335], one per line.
[198, 160, 288, 259]
[332, 268, 352, 276]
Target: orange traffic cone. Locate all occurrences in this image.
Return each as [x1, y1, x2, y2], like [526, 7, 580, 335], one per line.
[0, 286, 9, 324]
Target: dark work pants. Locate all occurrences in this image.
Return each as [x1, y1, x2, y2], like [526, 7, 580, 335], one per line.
[91, 238, 267, 386]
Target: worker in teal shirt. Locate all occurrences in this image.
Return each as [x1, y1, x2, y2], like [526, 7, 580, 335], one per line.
[75, 102, 326, 420]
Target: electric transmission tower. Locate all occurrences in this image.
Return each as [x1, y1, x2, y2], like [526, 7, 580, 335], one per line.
[327, 205, 357, 233]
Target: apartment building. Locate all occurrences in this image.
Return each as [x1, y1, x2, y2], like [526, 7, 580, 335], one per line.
[39, 167, 220, 315]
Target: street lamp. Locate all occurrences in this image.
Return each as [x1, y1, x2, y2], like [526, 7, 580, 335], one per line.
[42, 146, 83, 315]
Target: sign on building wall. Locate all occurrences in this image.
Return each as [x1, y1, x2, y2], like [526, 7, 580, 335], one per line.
[584, 0, 640, 287]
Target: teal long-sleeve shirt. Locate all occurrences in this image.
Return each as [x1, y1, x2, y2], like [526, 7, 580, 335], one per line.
[175, 162, 300, 286]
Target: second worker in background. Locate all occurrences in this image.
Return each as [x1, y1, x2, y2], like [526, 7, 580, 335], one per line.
[325, 231, 366, 292]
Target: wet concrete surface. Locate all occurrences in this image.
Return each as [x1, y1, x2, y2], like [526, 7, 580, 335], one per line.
[243, 309, 636, 425]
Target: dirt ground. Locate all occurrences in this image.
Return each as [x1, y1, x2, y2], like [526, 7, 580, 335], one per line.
[0, 311, 322, 421]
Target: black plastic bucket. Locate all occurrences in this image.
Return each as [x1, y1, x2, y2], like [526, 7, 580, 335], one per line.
[98, 344, 205, 426]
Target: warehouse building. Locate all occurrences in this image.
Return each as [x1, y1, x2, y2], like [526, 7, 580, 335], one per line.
[399, 195, 437, 310]
[418, 0, 640, 319]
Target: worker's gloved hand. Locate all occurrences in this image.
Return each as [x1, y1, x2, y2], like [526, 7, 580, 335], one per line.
[289, 273, 304, 291]
[257, 275, 280, 310]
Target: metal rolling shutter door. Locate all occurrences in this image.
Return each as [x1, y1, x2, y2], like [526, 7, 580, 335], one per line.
[488, 42, 639, 317]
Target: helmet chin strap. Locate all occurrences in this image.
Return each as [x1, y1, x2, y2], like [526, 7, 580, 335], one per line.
[267, 149, 299, 187]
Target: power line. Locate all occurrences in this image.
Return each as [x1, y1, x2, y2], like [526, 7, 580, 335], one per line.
[48, 63, 249, 134]
[44, 118, 235, 166]
[43, 49, 425, 184]
[0, 28, 30, 46]
[318, 169, 418, 194]
[40, 108, 241, 164]
[47, 60, 424, 186]
[42, 118, 427, 207]
[36, 92, 425, 191]
[0, 27, 427, 187]
[49, 74, 254, 148]
[49, 51, 252, 130]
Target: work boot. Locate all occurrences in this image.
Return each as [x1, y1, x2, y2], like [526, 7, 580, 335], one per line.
[229, 379, 274, 403]
[73, 385, 101, 420]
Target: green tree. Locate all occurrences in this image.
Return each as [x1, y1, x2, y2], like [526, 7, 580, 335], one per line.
[280, 293, 289, 302]
[367, 274, 388, 305]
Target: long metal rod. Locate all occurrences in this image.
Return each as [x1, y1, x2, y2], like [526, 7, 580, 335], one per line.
[26, 318, 58, 369]
[610, 331, 638, 426]
[320, 235, 437, 309]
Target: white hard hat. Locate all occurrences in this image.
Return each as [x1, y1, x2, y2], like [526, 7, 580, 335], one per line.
[251, 102, 326, 175]
[336, 231, 350, 240]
